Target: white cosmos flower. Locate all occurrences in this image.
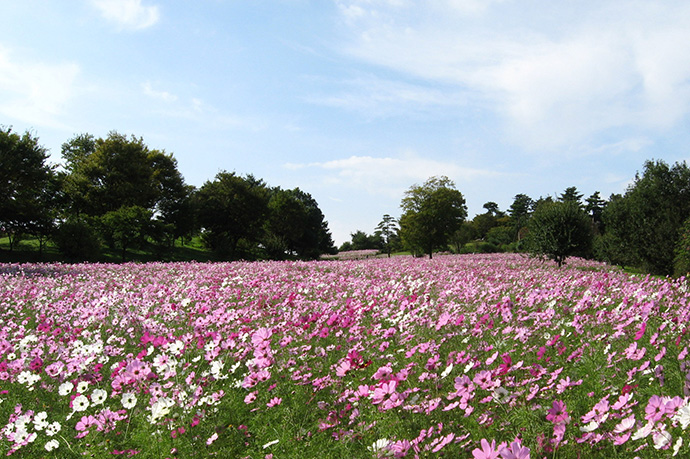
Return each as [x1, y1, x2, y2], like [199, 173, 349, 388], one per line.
[673, 404, 690, 429]
[263, 439, 279, 449]
[148, 397, 174, 423]
[91, 388, 107, 405]
[45, 421, 61, 436]
[33, 412, 49, 431]
[121, 393, 137, 409]
[58, 382, 73, 396]
[368, 438, 390, 453]
[580, 421, 599, 433]
[76, 381, 90, 393]
[440, 363, 453, 379]
[653, 429, 672, 450]
[673, 437, 683, 456]
[72, 394, 89, 412]
[44, 439, 59, 451]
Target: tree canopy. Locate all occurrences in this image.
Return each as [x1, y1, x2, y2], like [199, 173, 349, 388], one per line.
[527, 200, 593, 267]
[399, 176, 467, 258]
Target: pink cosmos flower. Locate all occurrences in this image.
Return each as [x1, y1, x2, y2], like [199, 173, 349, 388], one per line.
[472, 438, 505, 459]
[645, 395, 666, 422]
[500, 439, 531, 459]
[546, 400, 569, 424]
[266, 397, 282, 408]
[473, 370, 494, 390]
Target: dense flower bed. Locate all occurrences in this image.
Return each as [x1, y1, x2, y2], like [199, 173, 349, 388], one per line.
[0, 254, 689, 458]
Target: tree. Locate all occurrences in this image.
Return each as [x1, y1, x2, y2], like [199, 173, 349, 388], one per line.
[399, 176, 467, 258]
[61, 132, 187, 218]
[264, 187, 335, 260]
[508, 194, 534, 244]
[585, 191, 606, 229]
[527, 201, 593, 267]
[376, 214, 398, 257]
[196, 172, 269, 259]
[0, 127, 55, 251]
[483, 202, 503, 217]
[101, 206, 152, 262]
[603, 160, 690, 275]
[558, 186, 584, 207]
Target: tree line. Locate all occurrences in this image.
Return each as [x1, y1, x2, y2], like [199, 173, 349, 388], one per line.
[0, 127, 336, 261]
[342, 161, 690, 276]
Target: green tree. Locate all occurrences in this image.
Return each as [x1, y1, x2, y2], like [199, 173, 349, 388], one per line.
[376, 214, 398, 257]
[674, 216, 690, 276]
[508, 193, 534, 244]
[399, 176, 467, 258]
[450, 221, 476, 253]
[0, 127, 55, 251]
[559, 186, 584, 207]
[603, 160, 690, 275]
[101, 205, 152, 262]
[61, 132, 187, 218]
[264, 187, 335, 260]
[585, 191, 606, 229]
[527, 200, 593, 267]
[196, 172, 269, 259]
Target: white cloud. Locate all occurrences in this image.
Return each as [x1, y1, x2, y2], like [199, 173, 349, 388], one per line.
[142, 81, 178, 102]
[308, 75, 467, 117]
[0, 46, 80, 129]
[334, 1, 690, 151]
[285, 151, 503, 197]
[90, 0, 160, 30]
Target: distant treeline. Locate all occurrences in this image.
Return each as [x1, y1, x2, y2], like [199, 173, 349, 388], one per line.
[341, 163, 690, 276]
[3, 126, 690, 274]
[1, 127, 336, 262]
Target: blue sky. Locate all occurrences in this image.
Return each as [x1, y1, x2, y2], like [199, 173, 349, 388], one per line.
[2, 0, 690, 245]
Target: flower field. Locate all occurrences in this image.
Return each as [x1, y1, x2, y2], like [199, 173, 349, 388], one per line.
[1, 254, 689, 458]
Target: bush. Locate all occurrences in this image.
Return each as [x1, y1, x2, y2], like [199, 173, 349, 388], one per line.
[52, 217, 101, 261]
[674, 217, 690, 276]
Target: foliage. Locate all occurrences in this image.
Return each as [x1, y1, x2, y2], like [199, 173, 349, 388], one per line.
[101, 206, 153, 262]
[558, 186, 584, 207]
[674, 216, 690, 276]
[602, 160, 690, 275]
[399, 176, 467, 258]
[52, 217, 102, 261]
[508, 194, 534, 245]
[376, 214, 399, 257]
[2, 254, 690, 458]
[527, 200, 593, 267]
[0, 127, 55, 251]
[264, 187, 336, 260]
[196, 172, 269, 259]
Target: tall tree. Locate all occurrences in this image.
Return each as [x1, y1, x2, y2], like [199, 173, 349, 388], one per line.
[508, 194, 534, 243]
[603, 160, 690, 274]
[585, 191, 606, 230]
[196, 172, 269, 259]
[0, 127, 55, 251]
[399, 176, 467, 258]
[527, 200, 593, 267]
[559, 186, 584, 207]
[376, 214, 398, 257]
[264, 187, 335, 260]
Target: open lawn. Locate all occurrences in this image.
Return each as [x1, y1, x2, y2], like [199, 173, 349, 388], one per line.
[0, 254, 688, 457]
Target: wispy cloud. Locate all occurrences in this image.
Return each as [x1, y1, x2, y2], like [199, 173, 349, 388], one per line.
[285, 151, 504, 197]
[141, 81, 177, 102]
[307, 75, 468, 117]
[0, 46, 80, 129]
[90, 0, 160, 30]
[334, 1, 690, 152]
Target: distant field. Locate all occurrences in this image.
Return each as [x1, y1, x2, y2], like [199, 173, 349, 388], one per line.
[0, 254, 688, 458]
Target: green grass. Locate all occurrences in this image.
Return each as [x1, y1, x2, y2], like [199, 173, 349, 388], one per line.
[0, 236, 215, 263]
